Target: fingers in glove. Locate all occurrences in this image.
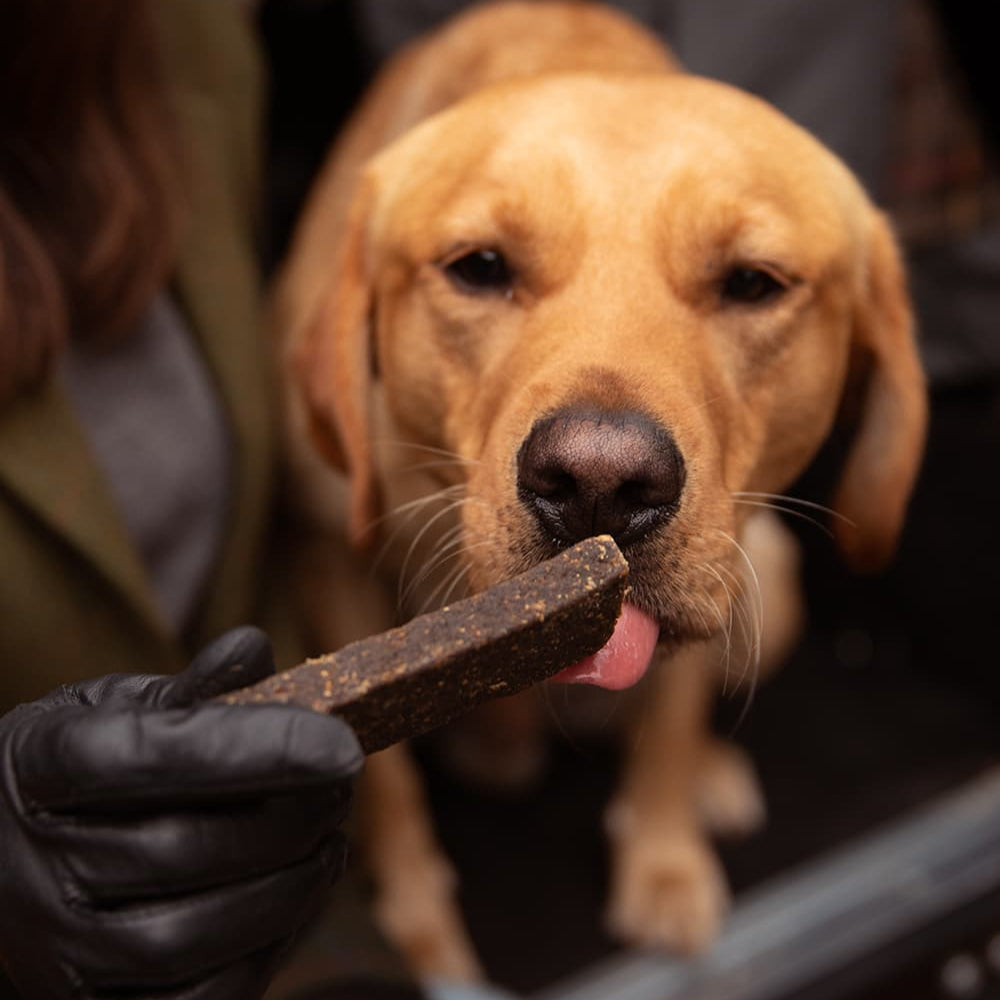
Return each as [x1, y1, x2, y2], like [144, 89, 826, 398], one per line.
[63, 628, 277, 712]
[156, 626, 278, 708]
[13, 703, 362, 813]
[56, 788, 351, 903]
[73, 839, 344, 992]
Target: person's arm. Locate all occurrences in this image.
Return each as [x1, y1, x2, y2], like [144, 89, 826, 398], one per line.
[0, 627, 363, 1000]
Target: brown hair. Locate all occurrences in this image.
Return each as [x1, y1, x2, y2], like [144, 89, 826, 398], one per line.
[0, 0, 185, 402]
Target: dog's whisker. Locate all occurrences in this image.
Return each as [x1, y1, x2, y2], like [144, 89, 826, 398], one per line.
[540, 681, 624, 766]
[382, 483, 494, 606]
[380, 484, 466, 525]
[539, 680, 560, 732]
[415, 562, 467, 616]
[412, 554, 467, 616]
[370, 483, 465, 545]
[707, 563, 758, 700]
[424, 553, 478, 613]
[402, 525, 479, 607]
[424, 520, 469, 559]
[369, 485, 467, 577]
[397, 497, 471, 606]
[731, 497, 835, 539]
[715, 530, 764, 638]
[708, 605, 736, 698]
[732, 491, 855, 527]
[688, 391, 727, 415]
[729, 668, 759, 736]
[398, 523, 469, 607]
[709, 584, 759, 727]
[699, 564, 732, 638]
[375, 438, 482, 466]
[402, 457, 479, 476]
[539, 679, 585, 755]
[713, 560, 757, 645]
[415, 539, 495, 614]
[711, 533, 764, 699]
[720, 576, 761, 690]
[436, 549, 487, 608]
[716, 600, 760, 736]
[732, 490, 850, 520]
[700, 566, 736, 694]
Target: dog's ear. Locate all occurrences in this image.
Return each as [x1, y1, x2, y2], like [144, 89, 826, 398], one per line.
[832, 210, 927, 571]
[294, 177, 382, 549]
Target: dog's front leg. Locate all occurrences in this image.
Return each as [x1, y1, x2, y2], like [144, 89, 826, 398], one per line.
[359, 743, 484, 983]
[605, 640, 731, 955]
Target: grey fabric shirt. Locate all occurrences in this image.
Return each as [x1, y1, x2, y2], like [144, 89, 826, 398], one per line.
[61, 295, 232, 634]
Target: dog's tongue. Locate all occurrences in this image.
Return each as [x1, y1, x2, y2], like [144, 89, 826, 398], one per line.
[552, 603, 659, 690]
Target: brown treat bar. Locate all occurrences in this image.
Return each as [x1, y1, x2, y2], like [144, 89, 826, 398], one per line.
[219, 535, 628, 753]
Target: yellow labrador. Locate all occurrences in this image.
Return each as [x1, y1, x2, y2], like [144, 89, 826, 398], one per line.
[272, 0, 927, 981]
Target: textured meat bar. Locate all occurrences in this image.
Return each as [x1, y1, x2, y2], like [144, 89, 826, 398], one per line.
[219, 535, 628, 753]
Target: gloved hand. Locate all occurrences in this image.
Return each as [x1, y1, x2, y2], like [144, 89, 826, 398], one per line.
[0, 627, 364, 1000]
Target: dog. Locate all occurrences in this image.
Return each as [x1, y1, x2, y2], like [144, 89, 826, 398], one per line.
[271, 0, 927, 982]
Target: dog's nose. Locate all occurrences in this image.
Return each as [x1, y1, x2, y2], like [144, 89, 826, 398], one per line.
[516, 408, 685, 547]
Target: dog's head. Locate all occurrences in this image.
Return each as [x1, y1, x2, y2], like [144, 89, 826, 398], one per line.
[296, 73, 926, 678]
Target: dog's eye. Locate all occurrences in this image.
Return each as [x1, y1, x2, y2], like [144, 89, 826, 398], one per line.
[444, 249, 513, 294]
[721, 267, 786, 305]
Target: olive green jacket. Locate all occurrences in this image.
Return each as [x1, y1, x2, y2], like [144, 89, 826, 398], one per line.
[0, 1, 299, 710]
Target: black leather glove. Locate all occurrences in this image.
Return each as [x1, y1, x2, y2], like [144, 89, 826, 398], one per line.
[0, 627, 364, 1000]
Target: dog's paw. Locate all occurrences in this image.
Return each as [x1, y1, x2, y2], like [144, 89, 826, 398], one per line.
[695, 738, 767, 838]
[373, 859, 484, 983]
[605, 814, 730, 954]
